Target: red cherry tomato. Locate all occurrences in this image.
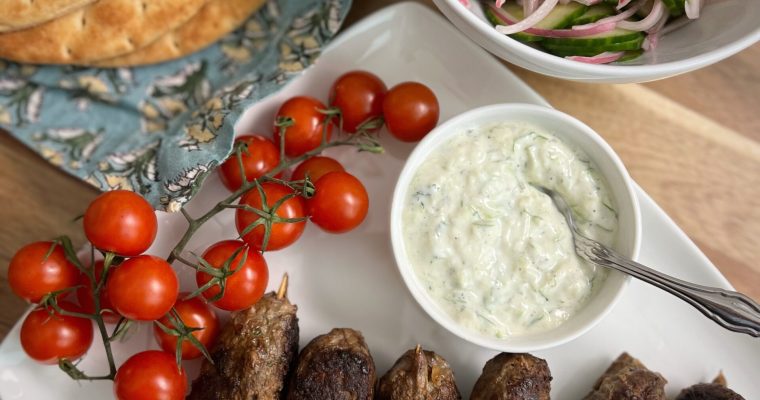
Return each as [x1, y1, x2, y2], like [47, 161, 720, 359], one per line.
[76, 260, 122, 324]
[8, 241, 79, 303]
[273, 96, 333, 157]
[235, 183, 306, 251]
[382, 82, 439, 142]
[107, 255, 178, 321]
[20, 302, 93, 364]
[114, 350, 187, 400]
[290, 156, 345, 183]
[197, 240, 269, 311]
[309, 171, 369, 233]
[154, 295, 219, 359]
[83, 190, 157, 256]
[218, 135, 281, 191]
[329, 70, 387, 133]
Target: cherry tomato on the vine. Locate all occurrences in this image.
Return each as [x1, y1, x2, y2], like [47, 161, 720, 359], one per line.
[83, 190, 157, 256]
[198, 240, 269, 311]
[20, 302, 93, 364]
[273, 96, 333, 157]
[235, 183, 306, 251]
[154, 294, 219, 359]
[8, 241, 79, 303]
[329, 70, 387, 133]
[382, 82, 439, 142]
[309, 171, 369, 234]
[107, 255, 178, 321]
[114, 350, 187, 400]
[290, 156, 345, 183]
[219, 135, 281, 191]
[76, 260, 122, 324]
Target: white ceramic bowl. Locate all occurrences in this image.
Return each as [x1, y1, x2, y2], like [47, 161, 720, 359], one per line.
[390, 104, 641, 352]
[433, 0, 760, 83]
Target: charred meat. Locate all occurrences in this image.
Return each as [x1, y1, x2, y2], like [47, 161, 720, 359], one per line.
[584, 352, 666, 400]
[470, 353, 552, 400]
[286, 328, 376, 400]
[675, 373, 745, 400]
[188, 283, 299, 400]
[376, 346, 461, 400]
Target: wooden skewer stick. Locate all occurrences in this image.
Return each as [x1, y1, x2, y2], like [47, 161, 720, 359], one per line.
[277, 273, 289, 299]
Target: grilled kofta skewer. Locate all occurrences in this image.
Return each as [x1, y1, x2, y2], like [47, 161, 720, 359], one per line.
[188, 275, 299, 400]
[584, 352, 666, 400]
[286, 328, 376, 400]
[470, 353, 552, 400]
[377, 345, 461, 400]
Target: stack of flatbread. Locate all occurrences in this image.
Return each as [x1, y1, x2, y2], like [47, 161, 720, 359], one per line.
[0, 0, 265, 66]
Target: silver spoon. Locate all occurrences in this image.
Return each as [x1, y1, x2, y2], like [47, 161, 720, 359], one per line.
[535, 185, 760, 337]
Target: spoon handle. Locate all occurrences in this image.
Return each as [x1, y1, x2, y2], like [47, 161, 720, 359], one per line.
[578, 236, 760, 337]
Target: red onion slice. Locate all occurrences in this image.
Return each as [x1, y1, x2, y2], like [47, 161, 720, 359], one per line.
[495, 0, 506, 8]
[642, 10, 669, 50]
[566, 51, 625, 63]
[489, 4, 617, 37]
[685, 0, 701, 18]
[572, 0, 644, 30]
[573, 0, 603, 5]
[494, 0, 560, 35]
[524, 0, 539, 16]
[458, 0, 471, 6]
[617, 0, 634, 9]
[618, 0, 665, 31]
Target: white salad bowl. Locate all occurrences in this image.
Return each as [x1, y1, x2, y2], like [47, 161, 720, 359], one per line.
[390, 103, 641, 352]
[433, 0, 760, 83]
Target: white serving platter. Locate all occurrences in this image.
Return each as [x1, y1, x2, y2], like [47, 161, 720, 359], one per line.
[1, 3, 757, 399]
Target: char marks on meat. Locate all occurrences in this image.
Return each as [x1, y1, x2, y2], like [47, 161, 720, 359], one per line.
[376, 346, 461, 400]
[470, 353, 552, 400]
[188, 291, 299, 400]
[584, 352, 666, 400]
[286, 328, 376, 400]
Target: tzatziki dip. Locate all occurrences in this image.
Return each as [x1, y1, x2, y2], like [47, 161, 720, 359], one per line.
[402, 121, 618, 338]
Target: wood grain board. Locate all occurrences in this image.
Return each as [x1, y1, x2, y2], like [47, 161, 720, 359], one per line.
[0, 0, 758, 341]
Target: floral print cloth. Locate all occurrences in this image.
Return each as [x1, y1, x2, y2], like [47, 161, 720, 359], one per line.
[0, 0, 351, 211]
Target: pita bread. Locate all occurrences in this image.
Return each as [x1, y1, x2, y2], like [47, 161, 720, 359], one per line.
[0, 0, 210, 64]
[0, 0, 96, 33]
[93, 0, 265, 67]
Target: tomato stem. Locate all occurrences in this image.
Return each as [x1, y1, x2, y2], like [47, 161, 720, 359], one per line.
[180, 207, 194, 223]
[166, 137, 365, 264]
[91, 255, 118, 379]
[59, 359, 114, 381]
[108, 317, 131, 342]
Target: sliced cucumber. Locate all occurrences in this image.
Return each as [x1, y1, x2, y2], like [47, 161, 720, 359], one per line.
[501, 1, 588, 29]
[542, 35, 644, 57]
[485, 1, 588, 43]
[571, 3, 617, 25]
[662, 0, 685, 16]
[617, 49, 644, 62]
[542, 28, 644, 47]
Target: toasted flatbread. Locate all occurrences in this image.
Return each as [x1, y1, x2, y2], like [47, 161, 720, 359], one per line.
[0, 0, 96, 33]
[93, 0, 265, 67]
[0, 0, 210, 64]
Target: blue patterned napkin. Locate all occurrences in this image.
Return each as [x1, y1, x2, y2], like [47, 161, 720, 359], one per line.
[0, 0, 351, 211]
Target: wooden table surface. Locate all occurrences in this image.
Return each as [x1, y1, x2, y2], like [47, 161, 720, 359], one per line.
[1, 0, 758, 340]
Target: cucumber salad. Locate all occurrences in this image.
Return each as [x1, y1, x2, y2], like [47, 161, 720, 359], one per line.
[479, 0, 704, 64]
